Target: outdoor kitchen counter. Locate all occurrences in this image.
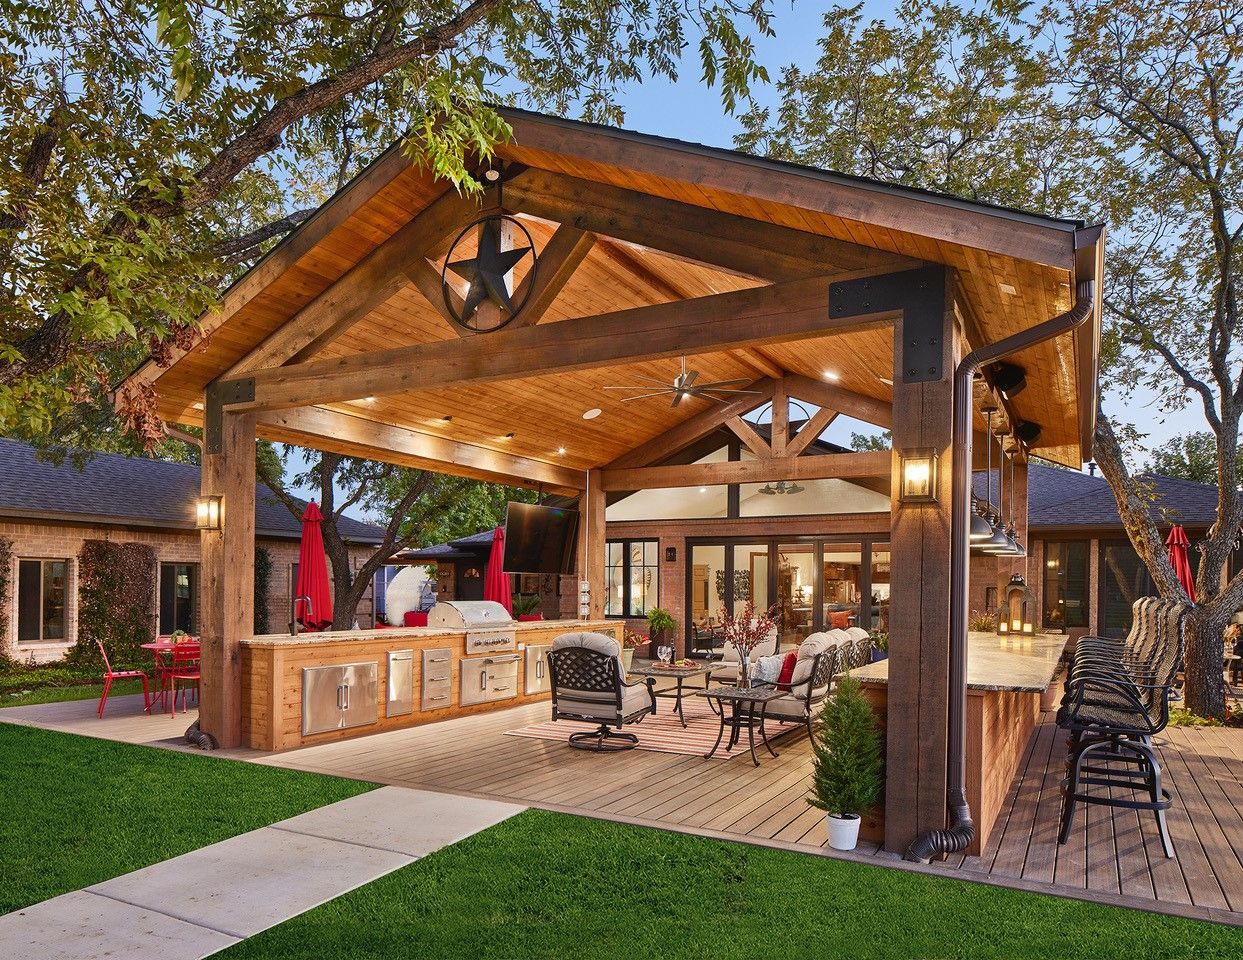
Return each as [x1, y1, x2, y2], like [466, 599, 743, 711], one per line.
[850, 631, 1069, 693]
[238, 619, 620, 752]
[853, 631, 1070, 857]
[240, 619, 613, 648]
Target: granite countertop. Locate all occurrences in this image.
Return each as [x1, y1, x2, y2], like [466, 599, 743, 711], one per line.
[850, 632, 1069, 693]
[240, 619, 616, 648]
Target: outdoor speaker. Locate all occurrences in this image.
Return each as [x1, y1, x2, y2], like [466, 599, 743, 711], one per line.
[991, 362, 1028, 399]
[1015, 420, 1042, 445]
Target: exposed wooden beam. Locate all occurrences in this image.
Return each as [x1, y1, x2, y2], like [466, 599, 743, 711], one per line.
[503, 112, 1078, 270]
[727, 416, 771, 458]
[601, 450, 890, 492]
[735, 347, 784, 379]
[405, 255, 463, 330]
[508, 225, 595, 330]
[222, 272, 895, 413]
[771, 378, 789, 457]
[606, 381, 775, 469]
[783, 373, 893, 429]
[506, 168, 916, 282]
[786, 406, 839, 458]
[256, 406, 586, 493]
[225, 187, 480, 376]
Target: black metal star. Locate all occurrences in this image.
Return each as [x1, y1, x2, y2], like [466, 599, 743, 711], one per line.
[446, 218, 533, 322]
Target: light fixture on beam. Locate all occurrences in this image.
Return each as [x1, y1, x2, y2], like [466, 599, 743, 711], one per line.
[899, 448, 938, 504]
[195, 495, 223, 530]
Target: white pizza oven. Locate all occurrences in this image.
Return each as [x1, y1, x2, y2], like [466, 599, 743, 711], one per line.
[427, 600, 517, 653]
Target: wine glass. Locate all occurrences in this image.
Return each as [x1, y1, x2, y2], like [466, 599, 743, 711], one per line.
[658, 644, 673, 664]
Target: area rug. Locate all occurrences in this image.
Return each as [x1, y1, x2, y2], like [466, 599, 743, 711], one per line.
[504, 696, 799, 759]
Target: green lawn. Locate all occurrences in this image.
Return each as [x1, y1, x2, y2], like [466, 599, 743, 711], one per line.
[217, 809, 1236, 960]
[0, 724, 375, 913]
[0, 659, 147, 708]
[1, 678, 145, 708]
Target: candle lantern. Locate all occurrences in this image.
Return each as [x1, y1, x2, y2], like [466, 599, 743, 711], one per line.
[995, 574, 1036, 636]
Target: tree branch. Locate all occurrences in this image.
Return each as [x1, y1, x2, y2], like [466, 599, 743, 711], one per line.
[211, 209, 316, 260]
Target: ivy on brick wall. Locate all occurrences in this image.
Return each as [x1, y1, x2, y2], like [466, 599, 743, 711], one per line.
[254, 545, 272, 636]
[0, 536, 12, 656]
[72, 540, 156, 666]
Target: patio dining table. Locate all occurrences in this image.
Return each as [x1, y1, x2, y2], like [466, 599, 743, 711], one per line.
[140, 639, 200, 713]
[626, 659, 714, 728]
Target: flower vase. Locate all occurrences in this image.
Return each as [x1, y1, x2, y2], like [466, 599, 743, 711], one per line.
[622, 647, 634, 671]
[738, 651, 752, 689]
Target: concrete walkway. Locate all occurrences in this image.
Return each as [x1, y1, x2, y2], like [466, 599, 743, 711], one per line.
[0, 786, 524, 960]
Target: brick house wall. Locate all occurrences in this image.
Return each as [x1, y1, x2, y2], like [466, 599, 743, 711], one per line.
[0, 517, 376, 662]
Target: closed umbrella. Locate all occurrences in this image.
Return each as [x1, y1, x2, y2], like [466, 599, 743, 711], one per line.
[295, 501, 334, 630]
[483, 525, 512, 615]
[1165, 524, 1196, 603]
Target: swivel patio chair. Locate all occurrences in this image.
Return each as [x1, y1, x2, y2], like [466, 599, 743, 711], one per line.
[95, 640, 150, 718]
[547, 632, 656, 752]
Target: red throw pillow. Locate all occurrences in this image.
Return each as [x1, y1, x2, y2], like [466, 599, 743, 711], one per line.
[518, 613, 544, 622]
[776, 651, 799, 691]
[830, 610, 851, 630]
[403, 611, 429, 627]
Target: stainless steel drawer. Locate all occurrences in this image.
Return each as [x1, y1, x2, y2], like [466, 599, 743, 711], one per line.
[387, 650, 413, 718]
[460, 654, 520, 707]
[422, 647, 452, 682]
[524, 643, 552, 695]
[421, 676, 452, 711]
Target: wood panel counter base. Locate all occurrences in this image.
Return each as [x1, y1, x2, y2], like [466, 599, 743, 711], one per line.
[239, 620, 620, 751]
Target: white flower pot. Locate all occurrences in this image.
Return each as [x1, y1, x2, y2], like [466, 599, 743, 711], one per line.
[622, 648, 635, 671]
[827, 813, 861, 851]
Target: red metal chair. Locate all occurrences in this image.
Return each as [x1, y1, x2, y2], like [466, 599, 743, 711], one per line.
[167, 644, 202, 718]
[96, 640, 150, 718]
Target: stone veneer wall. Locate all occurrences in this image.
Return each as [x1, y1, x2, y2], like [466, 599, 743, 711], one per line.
[0, 518, 375, 661]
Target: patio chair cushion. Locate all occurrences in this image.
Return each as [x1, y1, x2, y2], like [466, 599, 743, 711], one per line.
[720, 626, 779, 663]
[764, 693, 809, 720]
[549, 632, 627, 697]
[789, 635, 835, 690]
[845, 626, 870, 642]
[557, 681, 652, 721]
[823, 629, 852, 646]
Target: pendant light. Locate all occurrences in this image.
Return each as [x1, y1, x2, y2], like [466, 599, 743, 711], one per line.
[1002, 446, 1026, 557]
[972, 409, 1000, 548]
[984, 436, 1022, 555]
[981, 420, 1013, 553]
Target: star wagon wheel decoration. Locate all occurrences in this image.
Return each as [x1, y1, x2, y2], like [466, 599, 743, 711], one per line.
[441, 213, 538, 333]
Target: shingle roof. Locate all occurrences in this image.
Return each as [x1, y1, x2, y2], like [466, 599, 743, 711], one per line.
[974, 463, 1219, 530]
[0, 437, 387, 542]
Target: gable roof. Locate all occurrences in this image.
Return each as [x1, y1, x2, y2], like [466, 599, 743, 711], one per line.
[974, 462, 1219, 531]
[0, 438, 387, 543]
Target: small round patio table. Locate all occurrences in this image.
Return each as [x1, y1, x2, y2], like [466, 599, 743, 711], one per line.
[695, 685, 784, 767]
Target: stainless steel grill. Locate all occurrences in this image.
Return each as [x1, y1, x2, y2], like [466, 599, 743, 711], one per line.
[427, 600, 517, 653]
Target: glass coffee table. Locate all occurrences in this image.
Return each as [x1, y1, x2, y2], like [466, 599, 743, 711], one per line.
[695, 685, 784, 767]
[626, 660, 714, 728]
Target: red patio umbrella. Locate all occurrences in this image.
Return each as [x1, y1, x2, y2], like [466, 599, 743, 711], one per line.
[1166, 524, 1196, 603]
[483, 525, 512, 615]
[294, 501, 334, 630]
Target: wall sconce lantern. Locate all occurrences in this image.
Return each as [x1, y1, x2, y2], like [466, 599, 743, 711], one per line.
[899, 449, 939, 504]
[195, 495, 223, 530]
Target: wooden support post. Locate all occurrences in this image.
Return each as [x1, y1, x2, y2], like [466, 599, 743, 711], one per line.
[771, 378, 789, 457]
[199, 409, 256, 749]
[883, 272, 960, 854]
[578, 468, 606, 620]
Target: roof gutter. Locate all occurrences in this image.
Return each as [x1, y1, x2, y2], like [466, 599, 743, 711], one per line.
[905, 275, 1096, 864]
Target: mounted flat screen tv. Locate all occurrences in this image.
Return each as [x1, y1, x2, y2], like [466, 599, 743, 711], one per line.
[503, 502, 580, 575]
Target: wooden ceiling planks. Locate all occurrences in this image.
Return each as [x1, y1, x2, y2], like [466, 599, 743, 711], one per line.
[130, 111, 1096, 473]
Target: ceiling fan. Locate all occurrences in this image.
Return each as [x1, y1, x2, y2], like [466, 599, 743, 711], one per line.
[602, 356, 761, 407]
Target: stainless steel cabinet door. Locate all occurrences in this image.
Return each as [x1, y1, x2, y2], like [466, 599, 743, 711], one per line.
[340, 661, 379, 730]
[302, 665, 346, 736]
[524, 644, 552, 695]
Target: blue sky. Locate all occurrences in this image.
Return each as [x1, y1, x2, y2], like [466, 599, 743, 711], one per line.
[291, 0, 1203, 517]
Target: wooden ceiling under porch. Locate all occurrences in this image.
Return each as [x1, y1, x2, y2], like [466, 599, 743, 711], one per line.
[121, 108, 1105, 490]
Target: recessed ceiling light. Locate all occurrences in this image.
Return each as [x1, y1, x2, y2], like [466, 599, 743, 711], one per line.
[557, 446, 567, 456]
[582, 408, 602, 420]
[822, 370, 841, 382]
[441, 415, 453, 422]
[503, 432, 515, 440]
[484, 168, 501, 182]
[998, 282, 1017, 296]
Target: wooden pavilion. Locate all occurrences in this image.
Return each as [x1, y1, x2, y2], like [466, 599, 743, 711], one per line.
[118, 108, 1105, 854]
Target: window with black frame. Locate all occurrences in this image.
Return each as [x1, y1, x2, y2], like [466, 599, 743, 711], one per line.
[17, 558, 68, 643]
[159, 563, 198, 635]
[1042, 541, 1089, 630]
[604, 539, 659, 618]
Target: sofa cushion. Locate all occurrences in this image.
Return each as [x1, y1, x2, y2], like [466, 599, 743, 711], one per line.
[845, 626, 870, 642]
[775, 651, 799, 691]
[719, 625, 779, 663]
[752, 654, 785, 685]
[828, 609, 852, 630]
[557, 681, 651, 721]
[763, 693, 807, 719]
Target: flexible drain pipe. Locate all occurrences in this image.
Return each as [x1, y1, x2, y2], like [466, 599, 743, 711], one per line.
[905, 278, 1095, 864]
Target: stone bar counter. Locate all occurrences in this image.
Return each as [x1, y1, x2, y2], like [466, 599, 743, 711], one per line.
[851, 632, 1070, 855]
[239, 620, 620, 751]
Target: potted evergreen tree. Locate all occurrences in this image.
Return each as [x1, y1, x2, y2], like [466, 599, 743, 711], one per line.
[808, 674, 883, 850]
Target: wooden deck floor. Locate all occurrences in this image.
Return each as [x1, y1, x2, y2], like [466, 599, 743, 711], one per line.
[3, 694, 1241, 926]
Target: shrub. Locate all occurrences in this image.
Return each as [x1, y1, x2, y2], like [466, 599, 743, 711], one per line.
[511, 593, 541, 617]
[254, 545, 273, 635]
[0, 536, 11, 655]
[71, 541, 155, 667]
[969, 610, 997, 632]
[808, 675, 883, 817]
[647, 608, 676, 635]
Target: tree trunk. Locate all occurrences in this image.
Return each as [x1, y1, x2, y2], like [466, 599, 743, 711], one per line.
[1182, 605, 1229, 718]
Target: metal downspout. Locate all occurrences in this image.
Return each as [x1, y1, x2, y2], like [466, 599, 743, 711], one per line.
[904, 278, 1096, 863]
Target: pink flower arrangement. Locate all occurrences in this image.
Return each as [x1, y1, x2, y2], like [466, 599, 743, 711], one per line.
[622, 629, 647, 650]
[712, 599, 778, 657]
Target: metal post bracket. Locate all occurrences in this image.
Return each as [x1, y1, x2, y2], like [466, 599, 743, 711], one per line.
[829, 265, 947, 384]
[204, 378, 256, 454]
